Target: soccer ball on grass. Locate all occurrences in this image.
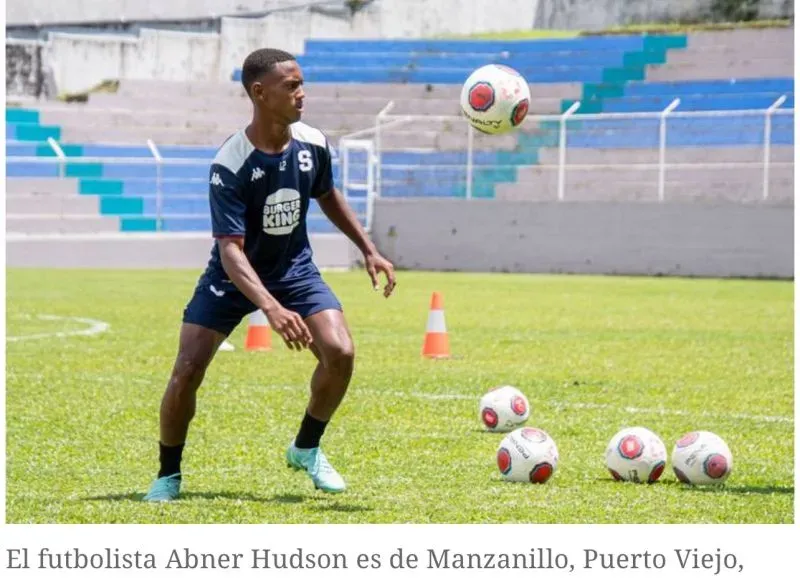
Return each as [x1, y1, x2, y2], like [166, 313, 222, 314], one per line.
[671, 431, 733, 486]
[605, 426, 667, 484]
[479, 385, 530, 432]
[496, 427, 559, 483]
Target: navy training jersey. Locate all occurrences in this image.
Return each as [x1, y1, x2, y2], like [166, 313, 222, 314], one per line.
[202, 122, 333, 286]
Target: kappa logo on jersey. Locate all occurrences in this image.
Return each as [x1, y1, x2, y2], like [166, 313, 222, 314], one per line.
[279, 160, 287, 171]
[298, 150, 313, 172]
[210, 172, 224, 187]
[251, 167, 265, 182]
[263, 188, 301, 236]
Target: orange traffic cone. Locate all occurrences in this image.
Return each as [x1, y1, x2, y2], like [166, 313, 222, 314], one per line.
[244, 310, 272, 351]
[422, 292, 450, 359]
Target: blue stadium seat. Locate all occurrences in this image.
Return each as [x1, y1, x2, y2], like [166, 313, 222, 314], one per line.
[603, 94, 794, 112]
[6, 143, 39, 156]
[297, 51, 628, 70]
[624, 78, 794, 96]
[6, 161, 60, 177]
[4, 31, 794, 229]
[303, 37, 649, 54]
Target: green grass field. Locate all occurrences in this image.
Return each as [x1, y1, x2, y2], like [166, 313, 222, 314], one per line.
[5, 269, 794, 524]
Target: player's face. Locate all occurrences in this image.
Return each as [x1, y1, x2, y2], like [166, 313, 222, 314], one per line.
[251, 60, 305, 124]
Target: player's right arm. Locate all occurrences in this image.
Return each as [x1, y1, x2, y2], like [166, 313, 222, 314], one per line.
[209, 164, 312, 351]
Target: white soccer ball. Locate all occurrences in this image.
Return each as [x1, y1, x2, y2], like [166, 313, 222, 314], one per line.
[496, 427, 559, 483]
[460, 64, 531, 135]
[479, 385, 530, 432]
[671, 431, 733, 486]
[605, 427, 667, 484]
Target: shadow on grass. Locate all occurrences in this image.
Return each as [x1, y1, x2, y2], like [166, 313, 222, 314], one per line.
[82, 491, 375, 511]
[311, 501, 373, 513]
[83, 491, 284, 504]
[595, 477, 794, 495]
[269, 492, 374, 513]
[699, 485, 794, 496]
[82, 492, 146, 502]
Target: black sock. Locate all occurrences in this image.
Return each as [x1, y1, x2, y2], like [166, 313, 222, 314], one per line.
[158, 442, 185, 478]
[294, 412, 328, 449]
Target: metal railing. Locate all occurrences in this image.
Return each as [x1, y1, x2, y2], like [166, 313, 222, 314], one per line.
[6, 102, 794, 233]
[6, 140, 372, 232]
[360, 100, 794, 202]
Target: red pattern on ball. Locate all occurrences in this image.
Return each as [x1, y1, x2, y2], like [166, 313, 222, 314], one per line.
[511, 395, 527, 416]
[521, 428, 547, 443]
[468, 83, 494, 112]
[618, 435, 645, 459]
[676, 431, 700, 448]
[482, 407, 498, 428]
[673, 466, 691, 484]
[648, 461, 665, 483]
[497, 448, 512, 474]
[529, 462, 553, 483]
[511, 99, 529, 126]
[703, 454, 728, 479]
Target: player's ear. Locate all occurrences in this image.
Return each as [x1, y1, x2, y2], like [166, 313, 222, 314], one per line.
[250, 81, 265, 103]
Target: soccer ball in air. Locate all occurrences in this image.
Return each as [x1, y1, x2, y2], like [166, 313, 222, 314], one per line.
[671, 431, 733, 486]
[496, 427, 559, 483]
[605, 427, 667, 484]
[479, 385, 530, 432]
[460, 64, 531, 135]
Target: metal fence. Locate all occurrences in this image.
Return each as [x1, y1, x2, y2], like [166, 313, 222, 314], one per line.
[6, 100, 794, 234]
[356, 98, 794, 203]
[6, 138, 372, 232]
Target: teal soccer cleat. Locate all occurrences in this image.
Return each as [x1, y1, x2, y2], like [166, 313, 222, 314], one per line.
[142, 473, 182, 502]
[286, 444, 346, 494]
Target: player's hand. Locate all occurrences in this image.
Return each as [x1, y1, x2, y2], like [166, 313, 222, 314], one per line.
[264, 305, 313, 351]
[365, 252, 396, 298]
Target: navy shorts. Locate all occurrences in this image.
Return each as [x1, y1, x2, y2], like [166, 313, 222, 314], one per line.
[183, 274, 343, 336]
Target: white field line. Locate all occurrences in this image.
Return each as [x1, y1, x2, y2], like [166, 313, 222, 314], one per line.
[6, 314, 110, 342]
[397, 392, 791, 425]
[5, 356, 791, 426]
[213, 385, 793, 426]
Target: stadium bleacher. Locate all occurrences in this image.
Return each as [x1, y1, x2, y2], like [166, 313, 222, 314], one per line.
[5, 28, 794, 234]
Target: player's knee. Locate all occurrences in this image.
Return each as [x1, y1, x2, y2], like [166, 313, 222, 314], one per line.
[171, 352, 210, 389]
[322, 339, 354, 372]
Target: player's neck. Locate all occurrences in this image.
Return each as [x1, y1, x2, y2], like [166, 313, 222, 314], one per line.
[246, 117, 292, 155]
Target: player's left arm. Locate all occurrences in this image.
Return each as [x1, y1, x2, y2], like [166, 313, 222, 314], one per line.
[317, 187, 396, 298]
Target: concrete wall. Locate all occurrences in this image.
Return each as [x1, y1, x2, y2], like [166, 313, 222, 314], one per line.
[371, 199, 793, 278]
[219, 9, 353, 73]
[40, 29, 222, 95]
[9, 0, 538, 94]
[5, 233, 358, 269]
[5, 0, 309, 26]
[8, 0, 537, 33]
[535, 0, 794, 30]
[219, 0, 537, 71]
[5, 41, 45, 96]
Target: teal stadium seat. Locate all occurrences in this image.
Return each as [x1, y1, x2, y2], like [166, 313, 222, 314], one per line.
[6, 31, 794, 231]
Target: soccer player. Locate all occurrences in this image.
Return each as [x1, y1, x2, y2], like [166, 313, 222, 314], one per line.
[143, 48, 395, 501]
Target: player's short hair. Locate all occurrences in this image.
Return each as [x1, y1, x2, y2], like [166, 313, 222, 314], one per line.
[241, 48, 296, 96]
